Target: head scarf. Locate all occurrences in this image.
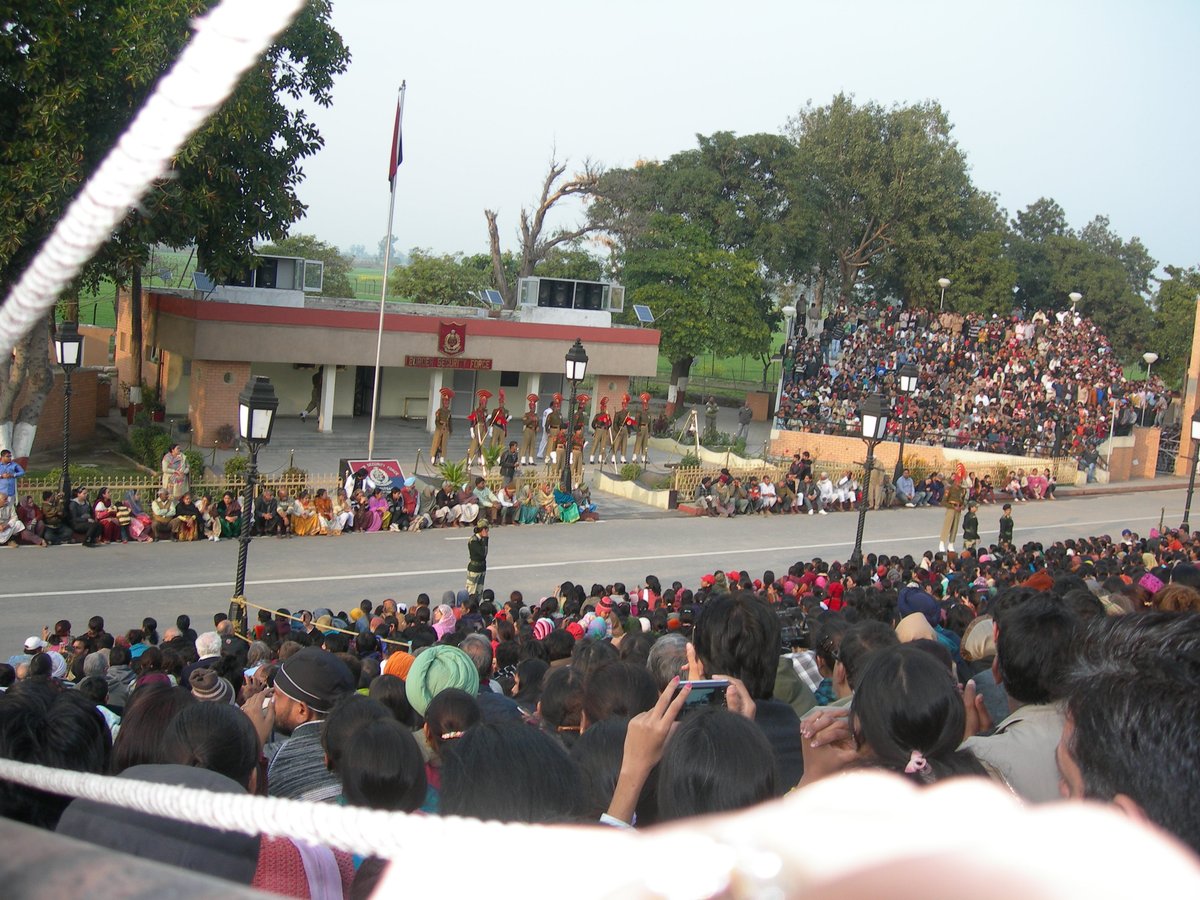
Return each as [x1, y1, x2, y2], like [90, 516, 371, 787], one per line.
[432, 604, 457, 639]
[124, 490, 145, 517]
[896, 612, 937, 644]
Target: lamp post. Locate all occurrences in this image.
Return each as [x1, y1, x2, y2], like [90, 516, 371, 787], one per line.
[776, 305, 797, 418]
[851, 393, 888, 565]
[1143, 351, 1158, 384]
[1069, 291, 1081, 315]
[1184, 409, 1200, 533]
[937, 277, 951, 311]
[892, 361, 919, 483]
[53, 321, 83, 502]
[231, 375, 278, 636]
[561, 339, 588, 494]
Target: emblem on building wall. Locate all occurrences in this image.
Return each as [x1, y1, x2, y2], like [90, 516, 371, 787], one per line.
[438, 321, 466, 356]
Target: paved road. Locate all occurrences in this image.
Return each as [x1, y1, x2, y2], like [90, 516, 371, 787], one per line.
[0, 488, 1185, 651]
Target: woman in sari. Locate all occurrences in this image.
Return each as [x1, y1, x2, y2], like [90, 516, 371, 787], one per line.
[0, 492, 44, 546]
[291, 490, 326, 536]
[351, 489, 370, 532]
[161, 443, 190, 500]
[535, 482, 559, 523]
[364, 488, 388, 532]
[195, 493, 221, 540]
[330, 488, 353, 533]
[554, 486, 580, 524]
[123, 490, 154, 542]
[215, 491, 242, 540]
[16, 494, 45, 542]
[151, 489, 176, 539]
[171, 491, 201, 541]
[94, 487, 125, 543]
[314, 488, 335, 533]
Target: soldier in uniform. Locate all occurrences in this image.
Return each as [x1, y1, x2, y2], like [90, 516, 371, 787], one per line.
[543, 393, 563, 465]
[520, 393, 539, 465]
[590, 397, 613, 465]
[467, 389, 491, 466]
[939, 466, 967, 553]
[614, 393, 633, 463]
[431, 387, 454, 464]
[632, 392, 652, 464]
[571, 393, 590, 478]
[488, 389, 509, 450]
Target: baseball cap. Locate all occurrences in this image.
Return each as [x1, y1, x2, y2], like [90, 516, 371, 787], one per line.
[24, 637, 46, 652]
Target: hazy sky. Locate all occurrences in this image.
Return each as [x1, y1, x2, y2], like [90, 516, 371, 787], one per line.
[294, 0, 1200, 274]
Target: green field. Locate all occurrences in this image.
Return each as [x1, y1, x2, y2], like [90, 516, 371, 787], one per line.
[76, 246, 199, 328]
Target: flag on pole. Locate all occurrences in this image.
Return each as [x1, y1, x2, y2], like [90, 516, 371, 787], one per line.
[387, 86, 405, 184]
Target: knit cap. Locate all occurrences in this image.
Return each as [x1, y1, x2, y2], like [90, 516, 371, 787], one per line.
[189, 667, 235, 704]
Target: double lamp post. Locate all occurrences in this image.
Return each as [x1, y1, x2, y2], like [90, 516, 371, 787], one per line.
[230, 375, 279, 634]
[561, 338, 589, 494]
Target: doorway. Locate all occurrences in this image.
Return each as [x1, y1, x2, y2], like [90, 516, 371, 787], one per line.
[353, 366, 377, 417]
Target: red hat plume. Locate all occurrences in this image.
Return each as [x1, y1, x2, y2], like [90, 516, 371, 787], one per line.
[639, 392, 651, 405]
[576, 393, 591, 406]
[439, 387, 455, 400]
[552, 392, 563, 406]
[476, 389, 492, 403]
[599, 396, 608, 407]
[621, 393, 630, 406]
[526, 393, 538, 407]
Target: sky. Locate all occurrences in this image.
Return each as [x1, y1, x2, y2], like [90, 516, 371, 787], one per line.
[293, 0, 1200, 274]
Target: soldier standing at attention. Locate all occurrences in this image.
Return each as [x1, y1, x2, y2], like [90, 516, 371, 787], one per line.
[571, 393, 590, 480]
[488, 389, 510, 450]
[939, 468, 966, 553]
[543, 393, 563, 465]
[431, 388, 454, 465]
[998, 502, 1014, 548]
[467, 390, 491, 466]
[614, 393, 633, 463]
[962, 501, 980, 551]
[590, 397, 613, 465]
[466, 522, 489, 600]
[520, 394, 539, 465]
[632, 392, 652, 465]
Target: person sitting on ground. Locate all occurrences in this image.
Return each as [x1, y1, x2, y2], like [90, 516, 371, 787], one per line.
[432, 481, 461, 528]
[214, 491, 241, 541]
[693, 476, 716, 515]
[894, 469, 925, 508]
[69, 487, 103, 547]
[170, 491, 201, 542]
[290, 489, 325, 537]
[40, 490, 73, 544]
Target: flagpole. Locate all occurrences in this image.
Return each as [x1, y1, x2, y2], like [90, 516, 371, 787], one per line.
[368, 81, 405, 460]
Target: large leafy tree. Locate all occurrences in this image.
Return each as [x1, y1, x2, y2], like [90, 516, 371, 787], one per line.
[259, 234, 353, 298]
[388, 249, 492, 305]
[0, 0, 348, 457]
[1148, 266, 1200, 388]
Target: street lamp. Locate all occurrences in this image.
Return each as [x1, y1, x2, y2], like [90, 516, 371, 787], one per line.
[892, 361, 919, 483]
[1184, 408, 1200, 533]
[1069, 291, 1081, 314]
[231, 375, 278, 635]
[53, 321, 83, 502]
[937, 277, 951, 311]
[1143, 351, 1158, 383]
[851, 392, 888, 565]
[562, 339, 588, 493]
[776, 305, 797, 419]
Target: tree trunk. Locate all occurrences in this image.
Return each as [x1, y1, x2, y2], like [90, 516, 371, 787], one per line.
[666, 357, 693, 416]
[131, 264, 144, 389]
[483, 209, 515, 307]
[0, 313, 54, 464]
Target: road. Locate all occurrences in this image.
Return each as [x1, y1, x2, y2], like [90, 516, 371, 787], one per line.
[0, 488, 1183, 650]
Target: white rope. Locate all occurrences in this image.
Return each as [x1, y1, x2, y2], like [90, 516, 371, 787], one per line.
[0, 0, 307, 355]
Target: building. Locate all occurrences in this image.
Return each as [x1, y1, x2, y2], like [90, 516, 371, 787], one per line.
[114, 260, 660, 448]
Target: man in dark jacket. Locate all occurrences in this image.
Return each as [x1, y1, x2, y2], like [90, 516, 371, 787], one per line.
[466, 523, 488, 600]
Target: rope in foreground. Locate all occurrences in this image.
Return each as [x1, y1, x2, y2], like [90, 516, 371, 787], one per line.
[0, 0, 307, 355]
[236, 598, 413, 651]
[2, 756, 1199, 898]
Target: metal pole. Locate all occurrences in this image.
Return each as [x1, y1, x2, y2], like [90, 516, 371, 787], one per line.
[232, 447, 257, 633]
[939, 285, 946, 311]
[1184, 447, 1199, 533]
[61, 370, 72, 501]
[852, 439, 877, 565]
[562, 379, 578, 494]
[892, 398, 907, 485]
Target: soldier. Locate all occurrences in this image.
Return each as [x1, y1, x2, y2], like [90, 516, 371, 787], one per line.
[431, 387, 454, 464]
[520, 393, 539, 465]
[467, 389, 491, 466]
[543, 393, 563, 465]
[962, 501, 980, 551]
[632, 392, 652, 464]
[572, 393, 590, 476]
[614, 393, 633, 463]
[590, 396, 613, 465]
[940, 467, 966, 553]
[488, 389, 510, 450]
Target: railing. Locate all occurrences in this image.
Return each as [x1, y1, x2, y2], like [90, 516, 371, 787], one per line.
[1157, 425, 1181, 475]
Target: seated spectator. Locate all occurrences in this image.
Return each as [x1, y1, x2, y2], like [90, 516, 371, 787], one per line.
[894, 470, 925, 508]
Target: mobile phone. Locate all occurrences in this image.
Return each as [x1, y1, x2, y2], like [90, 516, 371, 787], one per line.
[675, 679, 729, 715]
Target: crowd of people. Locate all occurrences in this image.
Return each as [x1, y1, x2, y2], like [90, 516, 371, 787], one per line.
[775, 303, 1176, 467]
[2, 515, 1199, 895]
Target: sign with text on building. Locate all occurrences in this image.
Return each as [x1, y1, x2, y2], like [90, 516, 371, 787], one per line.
[405, 355, 492, 370]
[438, 321, 466, 356]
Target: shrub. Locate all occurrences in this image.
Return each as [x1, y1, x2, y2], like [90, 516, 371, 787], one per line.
[678, 451, 701, 469]
[127, 424, 169, 469]
[184, 450, 206, 481]
[481, 444, 503, 468]
[224, 455, 249, 480]
[438, 459, 468, 488]
[619, 463, 643, 481]
[215, 423, 236, 448]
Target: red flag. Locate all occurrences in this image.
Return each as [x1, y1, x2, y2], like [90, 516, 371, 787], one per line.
[387, 94, 404, 184]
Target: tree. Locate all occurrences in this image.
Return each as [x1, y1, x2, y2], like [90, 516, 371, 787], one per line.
[484, 156, 602, 307]
[377, 234, 398, 264]
[1149, 267, 1200, 388]
[0, 0, 348, 458]
[785, 94, 978, 306]
[259, 234, 353, 298]
[622, 214, 768, 407]
[1012, 197, 1072, 243]
[534, 244, 605, 281]
[1079, 214, 1157, 297]
[388, 249, 492, 305]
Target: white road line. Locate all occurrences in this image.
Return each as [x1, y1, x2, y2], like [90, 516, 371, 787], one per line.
[0, 511, 1166, 601]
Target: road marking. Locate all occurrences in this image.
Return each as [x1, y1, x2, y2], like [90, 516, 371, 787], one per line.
[0, 511, 1167, 601]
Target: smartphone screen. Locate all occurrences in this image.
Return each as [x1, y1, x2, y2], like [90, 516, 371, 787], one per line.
[675, 679, 729, 715]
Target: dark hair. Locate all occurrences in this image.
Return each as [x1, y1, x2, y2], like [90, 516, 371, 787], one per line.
[851, 645, 987, 784]
[368, 674, 418, 728]
[838, 620, 900, 691]
[0, 685, 112, 828]
[617, 631, 655, 668]
[109, 644, 130, 667]
[1064, 612, 1200, 854]
[996, 595, 1079, 705]
[340, 718, 426, 812]
[424, 688, 481, 756]
[656, 709, 777, 820]
[163, 702, 259, 790]
[543, 629, 574, 662]
[691, 595, 781, 698]
[513, 658, 549, 707]
[537, 667, 584, 747]
[110, 684, 197, 773]
[570, 717, 634, 820]
[569, 638, 618, 681]
[582, 662, 657, 728]
[75, 675, 108, 705]
[440, 722, 585, 823]
[142, 617, 159, 645]
[320, 694, 389, 774]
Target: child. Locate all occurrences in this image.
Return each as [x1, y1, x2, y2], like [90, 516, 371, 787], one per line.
[998, 503, 1014, 547]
